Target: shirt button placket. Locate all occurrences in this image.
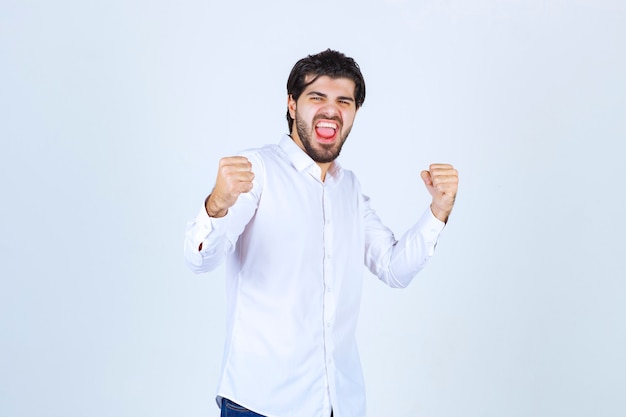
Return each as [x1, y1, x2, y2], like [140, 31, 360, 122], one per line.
[321, 184, 337, 407]
[322, 187, 335, 331]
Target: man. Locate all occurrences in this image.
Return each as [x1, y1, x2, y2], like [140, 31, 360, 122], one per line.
[185, 49, 458, 417]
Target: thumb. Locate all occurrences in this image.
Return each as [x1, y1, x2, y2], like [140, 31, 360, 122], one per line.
[420, 170, 432, 187]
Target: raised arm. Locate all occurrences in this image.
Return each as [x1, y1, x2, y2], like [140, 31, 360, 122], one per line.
[365, 164, 458, 287]
[184, 154, 262, 274]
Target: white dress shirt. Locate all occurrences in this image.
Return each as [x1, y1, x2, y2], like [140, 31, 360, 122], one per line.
[184, 135, 445, 417]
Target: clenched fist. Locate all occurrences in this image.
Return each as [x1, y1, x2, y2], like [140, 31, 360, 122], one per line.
[205, 156, 255, 218]
[420, 164, 459, 223]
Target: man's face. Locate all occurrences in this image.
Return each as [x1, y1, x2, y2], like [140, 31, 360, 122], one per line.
[288, 75, 358, 164]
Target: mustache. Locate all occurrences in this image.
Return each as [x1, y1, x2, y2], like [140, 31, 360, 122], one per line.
[314, 114, 342, 125]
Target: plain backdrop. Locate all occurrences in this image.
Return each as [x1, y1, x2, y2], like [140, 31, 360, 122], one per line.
[1, 0, 625, 416]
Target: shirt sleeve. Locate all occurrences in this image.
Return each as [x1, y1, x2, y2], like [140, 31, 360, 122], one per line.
[184, 152, 264, 274]
[363, 194, 446, 288]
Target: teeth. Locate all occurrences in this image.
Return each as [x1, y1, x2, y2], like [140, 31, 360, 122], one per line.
[316, 121, 337, 129]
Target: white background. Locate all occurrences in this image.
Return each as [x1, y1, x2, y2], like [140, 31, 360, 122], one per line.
[1, 0, 625, 416]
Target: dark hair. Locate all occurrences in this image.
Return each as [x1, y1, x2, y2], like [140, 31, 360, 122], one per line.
[286, 49, 366, 133]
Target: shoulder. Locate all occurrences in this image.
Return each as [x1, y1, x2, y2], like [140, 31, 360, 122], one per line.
[238, 143, 281, 164]
[335, 164, 362, 189]
[235, 144, 285, 189]
[235, 144, 278, 169]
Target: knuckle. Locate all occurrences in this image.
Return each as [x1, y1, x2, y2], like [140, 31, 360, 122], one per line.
[219, 167, 233, 179]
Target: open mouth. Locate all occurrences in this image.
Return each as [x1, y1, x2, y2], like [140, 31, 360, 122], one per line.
[315, 121, 338, 142]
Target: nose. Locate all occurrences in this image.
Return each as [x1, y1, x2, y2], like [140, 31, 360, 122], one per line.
[319, 102, 340, 119]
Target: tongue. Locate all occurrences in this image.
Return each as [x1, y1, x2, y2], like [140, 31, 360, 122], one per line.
[315, 127, 336, 139]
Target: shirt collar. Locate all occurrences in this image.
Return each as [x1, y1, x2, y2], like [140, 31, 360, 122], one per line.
[279, 135, 344, 183]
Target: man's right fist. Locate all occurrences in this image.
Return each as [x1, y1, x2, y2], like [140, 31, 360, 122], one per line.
[205, 156, 255, 218]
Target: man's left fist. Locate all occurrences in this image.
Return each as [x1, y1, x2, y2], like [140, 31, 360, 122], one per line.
[420, 164, 459, 223]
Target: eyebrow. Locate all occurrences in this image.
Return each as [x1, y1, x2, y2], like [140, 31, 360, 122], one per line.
[307, 91, 355, 102]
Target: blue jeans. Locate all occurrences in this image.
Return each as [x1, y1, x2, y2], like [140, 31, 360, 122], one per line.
[220, 398, 266, 417]
[220, 398, 333, 417]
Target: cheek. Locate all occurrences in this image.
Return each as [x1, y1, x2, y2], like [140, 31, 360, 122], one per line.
[297, 105, 315, 121]
[342, 111, 356, 128]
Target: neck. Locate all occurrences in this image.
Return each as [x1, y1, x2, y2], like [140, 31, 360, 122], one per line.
[289, 133, 331, 182]
[318, 163, 330, 182]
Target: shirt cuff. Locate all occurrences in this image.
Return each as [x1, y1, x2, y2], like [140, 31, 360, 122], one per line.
[193, 205, 230, 252]
[416, 208, 446, 250]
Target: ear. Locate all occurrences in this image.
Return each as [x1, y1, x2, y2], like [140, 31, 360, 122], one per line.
[287, 94, 297, 119]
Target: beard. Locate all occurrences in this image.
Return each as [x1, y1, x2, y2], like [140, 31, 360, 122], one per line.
[295, 111, 352, 164]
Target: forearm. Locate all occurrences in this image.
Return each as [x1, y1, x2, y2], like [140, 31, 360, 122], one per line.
[184, 151, 263, 274]
[184, 207, 233, 273]
[388, 210, 444, 285]
[366, 208, 445, 288]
